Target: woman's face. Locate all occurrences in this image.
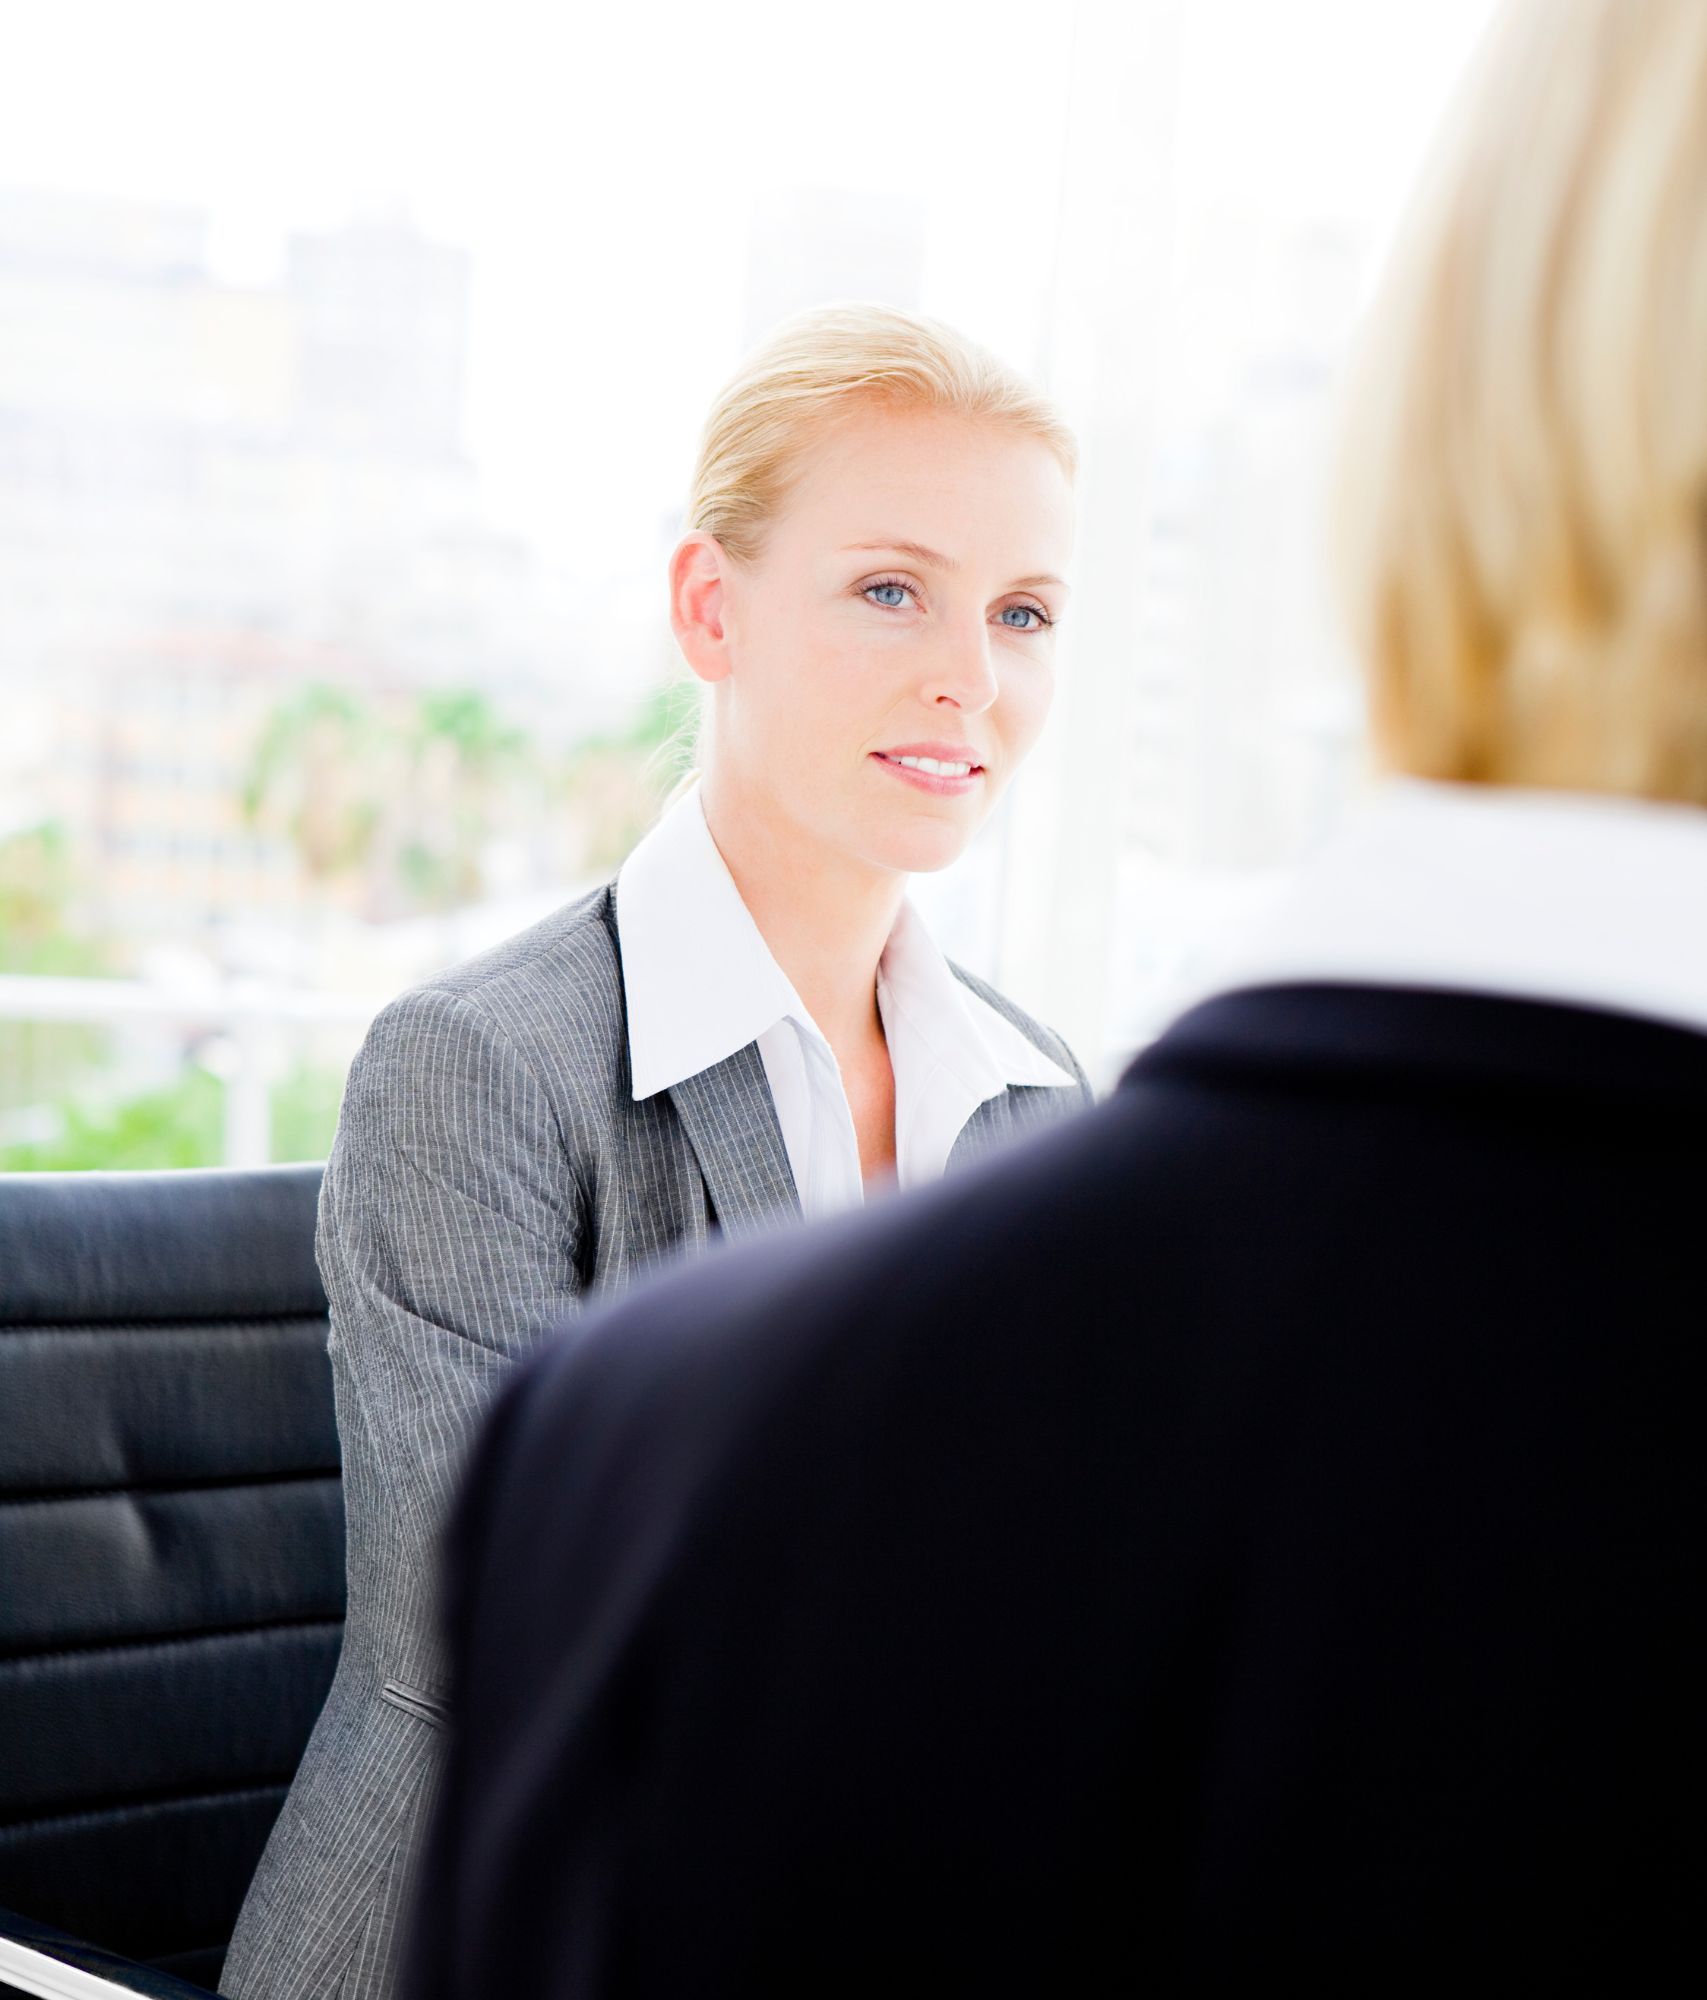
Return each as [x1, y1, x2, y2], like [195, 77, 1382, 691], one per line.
[693, 404, 1075, 877]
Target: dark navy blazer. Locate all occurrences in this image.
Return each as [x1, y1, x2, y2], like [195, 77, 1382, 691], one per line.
[411, 982, 1704, 1993]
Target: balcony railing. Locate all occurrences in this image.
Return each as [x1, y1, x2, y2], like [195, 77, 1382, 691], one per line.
[0, 973, 385, 1168]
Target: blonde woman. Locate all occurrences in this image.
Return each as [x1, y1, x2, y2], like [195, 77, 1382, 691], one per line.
[220, 306, 1091, 2000]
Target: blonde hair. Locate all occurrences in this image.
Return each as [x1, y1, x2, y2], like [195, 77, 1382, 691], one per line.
[688, 302, 1077, 564]
[1335, 0, 1707, 804]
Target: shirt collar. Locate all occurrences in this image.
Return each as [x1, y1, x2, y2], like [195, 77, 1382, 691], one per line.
[616, 784, 1075, 1103]
[615, 786, 807, 1101]
[878, 898, 1077, 1098]
[1171, 777, 1707, 1038]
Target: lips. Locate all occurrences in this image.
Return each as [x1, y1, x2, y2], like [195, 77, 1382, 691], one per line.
[871, 745, 985, 796]
[872, 741, 985, 776]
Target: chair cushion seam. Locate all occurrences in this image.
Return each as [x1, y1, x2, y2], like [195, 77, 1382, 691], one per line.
[0, 1613, 344, 1669]
[0, 1777, 291, 1841]
[0, 1464, 341, 1504]
[1, 1469, 342, 1508]
[0, 1312, 329, 1334]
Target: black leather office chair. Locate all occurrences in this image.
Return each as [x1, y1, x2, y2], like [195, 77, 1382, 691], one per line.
[0, 1167, 344, 1998]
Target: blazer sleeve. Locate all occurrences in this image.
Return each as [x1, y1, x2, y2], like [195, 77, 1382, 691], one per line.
[317, 983, 589, 1550]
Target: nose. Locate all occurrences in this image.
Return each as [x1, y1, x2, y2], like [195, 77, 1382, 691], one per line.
[922, 619, 999, 715]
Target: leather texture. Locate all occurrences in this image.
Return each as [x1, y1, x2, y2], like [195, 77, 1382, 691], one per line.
[0, 1165, 341, 1991]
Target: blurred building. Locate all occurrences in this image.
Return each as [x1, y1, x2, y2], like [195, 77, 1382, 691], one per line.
[0, 188, 596, 963]
[1099, 221, 1372, 1055]
[1123, 220, 1368, 871]
[288, 218, 467, 458]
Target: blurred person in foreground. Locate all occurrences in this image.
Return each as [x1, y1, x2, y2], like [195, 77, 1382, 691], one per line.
[221, 307, 1089, 2000]
[408, 0, 1706, 1987]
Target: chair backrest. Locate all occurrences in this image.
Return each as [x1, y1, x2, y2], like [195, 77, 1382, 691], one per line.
[0, 1166, 344, 1993]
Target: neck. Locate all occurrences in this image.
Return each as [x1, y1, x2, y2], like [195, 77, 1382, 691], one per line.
[698, 770, 903, 1052]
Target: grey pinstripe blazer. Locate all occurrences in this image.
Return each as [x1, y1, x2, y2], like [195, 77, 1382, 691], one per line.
[220, 882, 1092, 2000]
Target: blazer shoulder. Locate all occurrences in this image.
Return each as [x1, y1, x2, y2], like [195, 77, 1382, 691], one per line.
[364, 881, 627, 1096]
[948, 960, 1094, 1101]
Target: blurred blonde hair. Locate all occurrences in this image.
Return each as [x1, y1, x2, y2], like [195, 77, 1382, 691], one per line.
[687, 301, 1077, 564]
[1335, 0, 1707, 804]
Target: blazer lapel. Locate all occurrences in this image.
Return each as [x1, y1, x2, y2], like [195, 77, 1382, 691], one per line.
[950, 1083, 1085, 1173]
[949, 1089, 1019, 1172]
[668, 1044, 801, 1240]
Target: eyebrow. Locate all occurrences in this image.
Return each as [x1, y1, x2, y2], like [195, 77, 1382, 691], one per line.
[842, 539, 1067, 592]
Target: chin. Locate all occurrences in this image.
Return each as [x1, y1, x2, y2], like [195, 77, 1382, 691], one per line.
[860, 816, 976, 877]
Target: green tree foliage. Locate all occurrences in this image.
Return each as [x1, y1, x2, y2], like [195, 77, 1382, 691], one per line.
[241, 684, 380, 882]
[267, 1062, 347, 1164]
[243, 675, 699, 905]
[0, 823, 115, 1130]
[399, 689, 537, 909]
[0, 1067, 224, 1172]
[0, 1060, 348, 1173]
[0, 822, 112, 977]
[560, 677, 702, 872]
[241, 682, 546, 917]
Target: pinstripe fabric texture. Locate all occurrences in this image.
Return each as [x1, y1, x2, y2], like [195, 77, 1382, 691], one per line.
[219, 884, 1091, 2000]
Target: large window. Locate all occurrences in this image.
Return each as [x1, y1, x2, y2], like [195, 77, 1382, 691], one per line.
[0, 0, 1496, 1165]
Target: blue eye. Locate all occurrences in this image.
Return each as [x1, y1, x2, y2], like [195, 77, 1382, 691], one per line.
[999, 603, 1048, 630]
[866, 582, 911, 609]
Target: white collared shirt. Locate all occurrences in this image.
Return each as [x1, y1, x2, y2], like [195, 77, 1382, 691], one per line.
[615, 786, 1075, 1219]
[1170, 777, 1707, 1037]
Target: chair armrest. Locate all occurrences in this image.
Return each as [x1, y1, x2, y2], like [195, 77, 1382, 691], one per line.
[0, 1906, 213, 2000]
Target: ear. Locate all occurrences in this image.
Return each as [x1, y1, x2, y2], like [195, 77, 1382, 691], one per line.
[669, 532, 735, 685]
